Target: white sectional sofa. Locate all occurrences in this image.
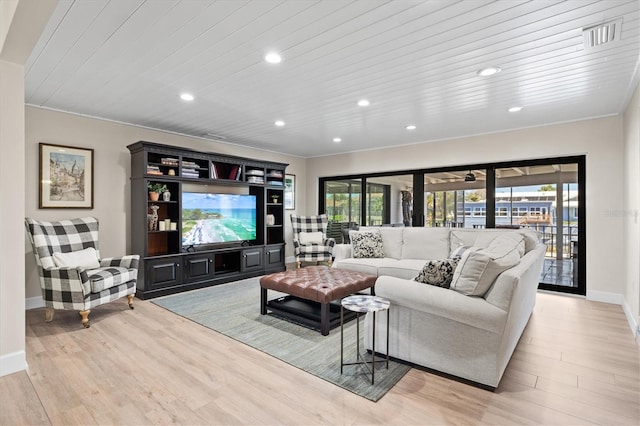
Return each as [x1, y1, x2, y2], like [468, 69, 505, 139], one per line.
[332, 226, 546, 389]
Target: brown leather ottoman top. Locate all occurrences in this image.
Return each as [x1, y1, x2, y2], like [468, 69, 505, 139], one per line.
[260, 266, 376, 304]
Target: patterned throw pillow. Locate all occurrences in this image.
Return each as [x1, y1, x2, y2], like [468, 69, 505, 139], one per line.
[350, 231, 385, 258]
[414, 259, 459, 288]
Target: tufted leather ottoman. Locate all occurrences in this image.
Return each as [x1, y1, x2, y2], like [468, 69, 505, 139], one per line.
[260, 265, 377, 335]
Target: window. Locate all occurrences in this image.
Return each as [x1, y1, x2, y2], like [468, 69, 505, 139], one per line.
[473, 207, 486, 217]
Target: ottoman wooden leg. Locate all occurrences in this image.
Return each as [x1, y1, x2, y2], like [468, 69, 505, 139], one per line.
[320, 302, 330, 336]
[260, 287, 267, 315]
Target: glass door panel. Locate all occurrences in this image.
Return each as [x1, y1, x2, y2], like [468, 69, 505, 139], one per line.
[496, 164, 580, 289]
[424, 170, 486, 228]
[365, 175, 413, 226]
[324, 179, 361, 243]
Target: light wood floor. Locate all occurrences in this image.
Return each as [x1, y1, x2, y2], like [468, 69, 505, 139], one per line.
[1, 290, 638, 425]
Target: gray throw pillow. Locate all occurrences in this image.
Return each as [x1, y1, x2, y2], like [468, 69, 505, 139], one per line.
[350, 231, 385, 258]
[414, 259, 459, 288]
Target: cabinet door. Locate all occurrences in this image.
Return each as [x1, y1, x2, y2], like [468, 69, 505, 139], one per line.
[242, 248, 263, 272]
[183, 253, 215, 283]
[145, 257, 182, 289]
[265, 245, 285, 269]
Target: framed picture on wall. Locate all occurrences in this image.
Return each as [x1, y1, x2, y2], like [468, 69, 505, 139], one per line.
[39, 143, 94, 209]
[284, 174, 295, 210]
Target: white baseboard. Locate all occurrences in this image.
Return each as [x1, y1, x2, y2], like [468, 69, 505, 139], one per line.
[586, 291, 639, 340]
[586, 290, 623, 305]
[0, 351, 27, 377]
[621, 299, 640, 341]
[285, 255, 296, 265]
[25, 296, 44, 310]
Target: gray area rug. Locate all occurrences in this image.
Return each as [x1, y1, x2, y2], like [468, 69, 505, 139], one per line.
[152, 277, 411, 401]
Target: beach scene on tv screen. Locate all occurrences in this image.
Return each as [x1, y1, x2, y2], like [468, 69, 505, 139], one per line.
[182, 193, 256, 245]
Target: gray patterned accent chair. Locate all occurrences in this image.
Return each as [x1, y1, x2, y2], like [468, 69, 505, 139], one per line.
[290, 214, 336, 268]
[25, 217, 139, 328]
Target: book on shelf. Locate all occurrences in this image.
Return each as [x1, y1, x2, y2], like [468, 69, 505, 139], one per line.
[245, 169, 264, 176]
[161, 158, 179, 166]
[229, 165, 239, 180]
[182, 168, 199, 178]
[247, 176, 264, 184]
[147, 165, 162, 175]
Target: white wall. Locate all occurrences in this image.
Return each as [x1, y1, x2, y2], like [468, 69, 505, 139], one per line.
[24, 107, 305, 300]
[306, 117, 626, 300]
[0, 59, 27, 376]
[1, 0, 56, 377]
[623, 83, 640, 336]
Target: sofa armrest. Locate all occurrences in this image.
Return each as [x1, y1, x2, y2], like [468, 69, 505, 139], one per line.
[332, 244, 352, 263]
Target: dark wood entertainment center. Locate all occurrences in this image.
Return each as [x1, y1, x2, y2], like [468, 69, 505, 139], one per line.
[128, 141, 288, 299]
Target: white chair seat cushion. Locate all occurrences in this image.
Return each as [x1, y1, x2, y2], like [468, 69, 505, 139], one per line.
[52, 247, 100, 269]
[87, 267, 138, 293]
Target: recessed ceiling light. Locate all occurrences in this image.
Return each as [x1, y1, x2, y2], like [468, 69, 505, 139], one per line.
[264, 52, 282, 64]
[477, 66, 501, 77]
[333, 137, 342, 143]
[405, 124, 417, 130]
[180, 93, 194, 101]
[357, 99, 370, 107]
[274, 120, 285, 127]
[508, 106, 523, 112]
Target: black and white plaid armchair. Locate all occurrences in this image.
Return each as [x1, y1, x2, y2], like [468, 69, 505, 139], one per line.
[290, 214, 335, 268]
[25, 217, 139, 328]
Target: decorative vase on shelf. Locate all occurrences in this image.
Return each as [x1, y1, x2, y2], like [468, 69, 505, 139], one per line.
[271, 195, 279, 204]
[163, 191, 171, 202]
[149, 192, 160, 202]
[266, 214, 275, 226]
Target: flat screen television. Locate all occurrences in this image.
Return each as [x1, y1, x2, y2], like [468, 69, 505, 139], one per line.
[182, 192, 257, 246]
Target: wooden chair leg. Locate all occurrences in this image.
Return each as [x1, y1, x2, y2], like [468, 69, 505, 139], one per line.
[45, 308, 54, 323]
[79, 310, 91, 328]
[127, 294, 135, 309]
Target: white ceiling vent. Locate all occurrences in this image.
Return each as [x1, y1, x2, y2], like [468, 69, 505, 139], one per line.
[583, 18, 623, 49]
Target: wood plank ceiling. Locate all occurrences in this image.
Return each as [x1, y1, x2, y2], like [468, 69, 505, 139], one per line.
[25, 0, 640, 157]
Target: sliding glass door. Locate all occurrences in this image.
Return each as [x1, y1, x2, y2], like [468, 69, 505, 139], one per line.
[496, 163, 582, 290]
[319, 156, 585, 295]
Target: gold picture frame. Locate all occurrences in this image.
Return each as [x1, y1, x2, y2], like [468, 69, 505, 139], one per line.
[39, 143, 94, 209]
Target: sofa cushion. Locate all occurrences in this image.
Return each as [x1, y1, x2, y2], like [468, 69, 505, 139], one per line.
[414, 259, 459, 288]
[450, 234, 524, 296]
[378, 259, 428, 280]
[451, 228, 539, 253]
[449, 245, 477, 259]
[359, 226, 403, 259]
[401, 228, 450, 260]
[350, 231, 385, 258]
[332, 257, 392, 276]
